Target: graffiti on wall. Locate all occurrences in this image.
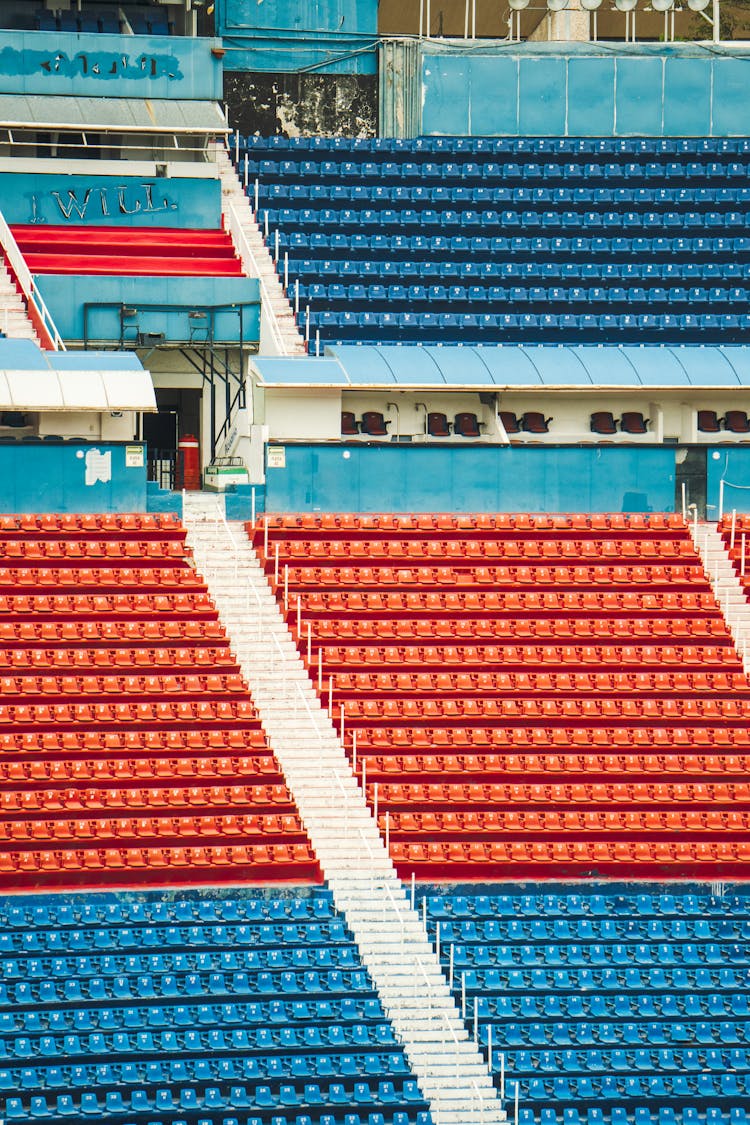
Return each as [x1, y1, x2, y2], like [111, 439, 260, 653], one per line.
[0, 46, 182, 83]
[27, 183, 178, 224]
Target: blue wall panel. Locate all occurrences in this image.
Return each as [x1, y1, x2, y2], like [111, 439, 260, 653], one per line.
[421, 57, 472, 137]
[710, 59, 750, 136]
[36, 275, 260, 344]
[663, 58, 711, 136]
[0, 30, 222, 99]
[567, 57, 614, 136]
[419, 48, 747, 138]
[0, 174, 221, 228]
[216, 0, 377, 74]
[265, 444, 675, 514]
[0, 443, 146, 513]
[469, 57, 518, 135]
[708, 447, 750, 515]
[518, 58, 567, 136]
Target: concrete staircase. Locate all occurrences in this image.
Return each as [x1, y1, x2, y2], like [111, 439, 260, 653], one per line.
[213, 144, 305, 357]
[182, 494, 507, 1125]
[691, 521, 750, 674]
[0, 259, 40, 342]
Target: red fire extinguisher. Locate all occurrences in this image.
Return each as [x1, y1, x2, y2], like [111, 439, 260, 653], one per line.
[176, 434, 200, 491]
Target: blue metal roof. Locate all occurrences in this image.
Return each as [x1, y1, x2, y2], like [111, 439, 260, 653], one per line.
[252, 345, 750, 389]
[0, 338, 145, 374]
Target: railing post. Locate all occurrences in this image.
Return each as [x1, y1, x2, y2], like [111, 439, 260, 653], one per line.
[374, 781, 379, 827]
[295, 279, 300, 317]
[461, 971, 466, 1019]
[488, 1022, 493, 1073]
[296, 596, 301, 638]
[410, 871, 415, 910]
[318, 647, 322, 692]
[514, 1080, 519, 1125]
[307, 621, 312, 666]
[328, 675, 333, 718]
[449, 943, 454, 989]
[243, 152, 248, 188]
[284, 564, 289, 613]
[385, 809, 390, 854]
[681, 481, 687, 520]
[234, 128, 239, 164]
[274, 229, 279, 264]
[500, 1053, 505, 1101]
[436, 919, 440, 964]
[352, 729, 357, 775]
[362, 757, 367, 806]
[254, 178, 259, 213]
[316, 328, 321, 357]
[274, 543, 279, 586]
[473, 995, 478, 1044]
[251, 486, 256, 526]
[340, 703, 345, 749]
[422, 895, 427, 934]
[731, 509, 737, 550]
[719, 478, 725, 521]
[742, 533, 746, 578]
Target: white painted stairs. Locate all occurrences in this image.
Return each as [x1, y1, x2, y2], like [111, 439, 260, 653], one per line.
[691, 520, 750, 676]
[213, 143, 306, 357]
[182, 494, 507, 1125]
[0, 259, 40, 343]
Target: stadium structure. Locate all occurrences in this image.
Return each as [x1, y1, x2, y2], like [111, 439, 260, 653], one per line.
[1, 1, 750, 1124]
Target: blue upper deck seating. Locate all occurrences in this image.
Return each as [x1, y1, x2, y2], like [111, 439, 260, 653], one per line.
[237, 137, 750, 348]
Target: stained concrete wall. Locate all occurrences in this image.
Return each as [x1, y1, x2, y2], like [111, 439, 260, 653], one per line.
[224, 71, 377, 138]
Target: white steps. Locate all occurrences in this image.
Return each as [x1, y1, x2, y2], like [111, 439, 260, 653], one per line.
[0, 261, 40, 342]
[690, 521, 750, 675]
[213, 146, 306, 356]
[182, 496, 507, 1125]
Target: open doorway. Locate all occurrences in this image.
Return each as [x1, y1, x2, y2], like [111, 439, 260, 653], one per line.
[144, 389, 201, 491]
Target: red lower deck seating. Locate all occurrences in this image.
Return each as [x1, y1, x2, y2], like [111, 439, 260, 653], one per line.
[720, 514, 750, 599]
[252, 512, 748, 878]
[0, 514, 319, 890]
[10, 225, 244, 277]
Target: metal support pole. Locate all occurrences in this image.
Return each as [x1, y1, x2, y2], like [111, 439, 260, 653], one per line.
[251, 487, 256, 527]
[307, 622, 312, 666]
[385, 809, 390, 854]
[243, 153, 248, 189]
[305, 306, 310, 344]
[328, 675, 333, 718]
[742, 533, 746, 578]
[731, 509, 737, 550]
[254, 178, 259, 213]
[274, 229, 280, 264]
[340, 703, 345, 749]
[234, 129, 239, 164]
[436, 920, 440, 964]
[316, 329, 321, 357]
[681, 482, 687, 521]
[720, 478, 725, 521]
[422, 895, 427, 933]
[410, 871, 415, 909]
[713, 0, 720, 42]
[449, 943, 454, 989]
[274, 543, 279, 586]
[488, 1023, 493, 1073]
[318, 647, 322, 691]
[263, 516, 268, 560]
[362, 756, 366, 803]
[295, 279, 300, 317]
[284, 565, 289, 613]
[500, 1054, 505, 1101]
[264, 211, 269, 239]
[514, 1082, 519, 1125]
[426, 0, 431, 37]
[352, 730, 357, 775]
[461, 972, 466, 1019]
[419, 0, 424, 37]
[284, 252, 289, 293]
[472, 0, 477, 37]
[296, 596, 301, 638]
[374, 781, 379, 827]
[473, 998, 478, 1044]
[464, 0, 469, 37]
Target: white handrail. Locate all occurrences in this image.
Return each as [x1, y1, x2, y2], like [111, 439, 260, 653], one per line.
[223, 198, 288, 357]
[0, 209, 65, 351]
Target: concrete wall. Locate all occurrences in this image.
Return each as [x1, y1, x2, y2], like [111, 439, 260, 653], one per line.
[216, 0, 378, 75]
[0, 30, 223, 99]
[264, 443, 676, 513]
[224, 71, 377, 138]
[36, 275, 260, 345]
[0, 441, 146, 512]
[0, 173, 221, 228]
[417, 44, 750, 137]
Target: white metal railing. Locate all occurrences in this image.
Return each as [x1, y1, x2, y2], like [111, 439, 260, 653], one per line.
[0, 208, 65, 351]
[223, 195, 290, 358]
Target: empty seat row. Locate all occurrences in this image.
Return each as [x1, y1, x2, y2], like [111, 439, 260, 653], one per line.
[0, 672, 246, 696]
[390, 840, 750, 870]
[256, 512, 685, 533]
[0, 752, 277, 784]
[274, 537, 697, 561]
[306, 590, 714, 613]
[0, 645, 236, 670]
[387, 809, 749, 835]
[428, 890, 749, 919]
[0, 592, 215, 615]
[0, 728, 267, 754]
[0, 620, 226, 642]
[0, 566, 201, 588]
[331, 670, 743, 694]
[317, 643, 740, 669]
[364, 749, 750, 774]
[378, 780, 750, 804]
[244, 133, 750, 156]
[0, 513, 182, 535]
[311, 618, 727, 640]
[0, 540, 188, 558]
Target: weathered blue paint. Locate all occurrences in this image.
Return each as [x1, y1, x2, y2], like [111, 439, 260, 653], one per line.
[421, 45, 750, 137]
[1, 174, 221, 228]
[216, 0, 377, 74]
[264, 444, 675, 514]
[0, 30, 222, 99]
[0, 442, 146, 513]
[146, 480, 183, 518]
[35, 275, 260, 345]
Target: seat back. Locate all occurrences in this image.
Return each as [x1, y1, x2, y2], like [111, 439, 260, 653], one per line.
[590, 412, 618, 435]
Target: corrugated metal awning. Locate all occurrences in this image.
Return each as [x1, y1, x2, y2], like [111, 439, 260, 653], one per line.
[0, 95, 227, 134]
[0, 339, 156, 411]
[252, 345, 750, 390]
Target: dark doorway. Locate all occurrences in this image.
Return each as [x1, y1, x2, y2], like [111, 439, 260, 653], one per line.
[143, 389, 202, 491]
[675, 447, 707, 520]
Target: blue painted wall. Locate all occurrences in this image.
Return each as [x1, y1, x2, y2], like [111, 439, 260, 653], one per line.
[36, 275, 260, 345]
[421, 46, 750, 137]
[0, 443, 146, 513]
[264, 444, 675, 514]
[708, 447, 750, 516]
[0, 30, 222, 99]
[216, 0, 377, 74]
[1, 174, 221, 228]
